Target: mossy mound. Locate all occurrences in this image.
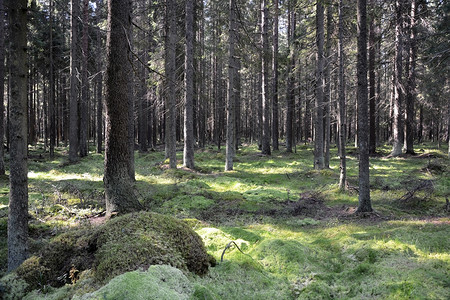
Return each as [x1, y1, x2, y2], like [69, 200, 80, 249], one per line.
[93, 211, 214, 281]
[14, 212, 214, 290]
[74, 265, 193, 300]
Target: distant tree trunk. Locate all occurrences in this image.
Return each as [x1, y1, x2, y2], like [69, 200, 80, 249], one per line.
[104, 0, 141, 217]
[79, 0, 89, 157]
[96, 12, 103, 154]
[225, 0, 237, 171]
[184, 0, 195, 169]
[49, 0, 55, 158]
[69, 0, 79, 162]
[405, 0, 416, 154]
[368, 0, 376, 154]
[286, 4, 295, 153]
[127, 27, 135, 181]
[165, 0, 177, 168]
[261, 0, 271, 155]
[272, 0, 279, 151]
[391, 0, 404, 157]
[356, 0, 372, 213]
[0, 0, 5, 175]
[7, 0, 28, 271]
[323, 4, 332, 168]
[338, 0, 346, 190]
[314, 0, 325, 169]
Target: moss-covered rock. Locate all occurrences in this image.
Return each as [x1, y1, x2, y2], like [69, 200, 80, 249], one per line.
[14, 212, 214, 290]
[74, 265, 193, 300]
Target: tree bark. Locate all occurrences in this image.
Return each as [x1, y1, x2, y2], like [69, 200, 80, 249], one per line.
[184, 0, 195, 169]
[286, 4, 295, 153]
[7, 0, 29, 271]
[338, 0, 346, 190]
[69, 0, 79, 162]
[391, 0, 405, 156]
[96, 6, 103, 154]
[0, 0, 5, 175]
[79, 0, 89, 157]
[165, 0, 177, 168]
[104, 0, 141, 216]
[49, 0, 56, 158]
[314, 0, 325, 169]
[225, 0, 237, 170]
[405, 0, 416, 154]
[356, 0, 372, 213]
[324, 3, 332, 167]
[368, 0, 376, 154]
[272, 0, 279, 151]
[261, 0, 271, 155]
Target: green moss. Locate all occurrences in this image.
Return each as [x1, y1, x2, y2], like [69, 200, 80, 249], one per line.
[0, 273, 29, 300]
[93, 212, 213, 281]
[74, 265, 193, 300]
[15, 212, 213, 290]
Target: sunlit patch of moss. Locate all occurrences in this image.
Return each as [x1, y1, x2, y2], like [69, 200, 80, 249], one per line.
[73, 265, 193, 300]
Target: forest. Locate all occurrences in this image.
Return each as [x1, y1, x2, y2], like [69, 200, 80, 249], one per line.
[0, 0, 449, 299]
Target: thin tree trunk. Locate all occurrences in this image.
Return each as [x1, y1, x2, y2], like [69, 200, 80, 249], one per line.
[79, 0, 89, 157]
[391, 0, 405, 156]
[0, 0, 5, 175]
[49, 0, 55, 158]
[368, 0, 376, 154]
[338, 0, 346, 190]
[184, 0, 195, 168]
[286, 4, 295, 153]
[314, 0, 325, 169]
[324, 3, 332, 168]
[96, 9, 103, 153]
[405, 0, 416, 154]
[104, 0, 141, 216]
[261, 0, 271, 155]
[7, 0, 29, 271]
[272, 0, 279, 151]
[356, 0, 372, 213]
[69, 0, 79, 162]
[225, 0, 237, 170]
[165, 0, 177, 168]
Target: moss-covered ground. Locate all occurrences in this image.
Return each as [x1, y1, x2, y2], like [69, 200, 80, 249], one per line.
[0, 142, 449, 299]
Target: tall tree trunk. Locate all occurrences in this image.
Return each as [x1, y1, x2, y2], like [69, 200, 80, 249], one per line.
[405, 0, 416, 154]
[127, 27, 135, 181]
[356, 0, 372, 213]
[0, 0, 5, 175]
[324, 3, 332, 168]
[261, 0, 271, 155]
[225, 0, 237, 170]
[49, 0, 55, 158]
[79, 0, 89, 157]
[391, 0, 405, 156]
[165, 0, 177, 168]
[104, 0, 141, 217]
[69, 0, 79, 162]
[7, 0, 29, 271]
[314, 0, 325, 169]
[286, 5, 295, 153]
[368, 0, 376, 154]
[96, 8, 103, 154]
[184, 0, 195, 168]
[272, 0, 279, 151]
[338, 0, 346, 190]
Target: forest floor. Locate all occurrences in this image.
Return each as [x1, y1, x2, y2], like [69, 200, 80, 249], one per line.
[0, 143, 449, 299]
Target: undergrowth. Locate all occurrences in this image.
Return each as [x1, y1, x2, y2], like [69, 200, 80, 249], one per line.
[0, 142, 449, 299]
